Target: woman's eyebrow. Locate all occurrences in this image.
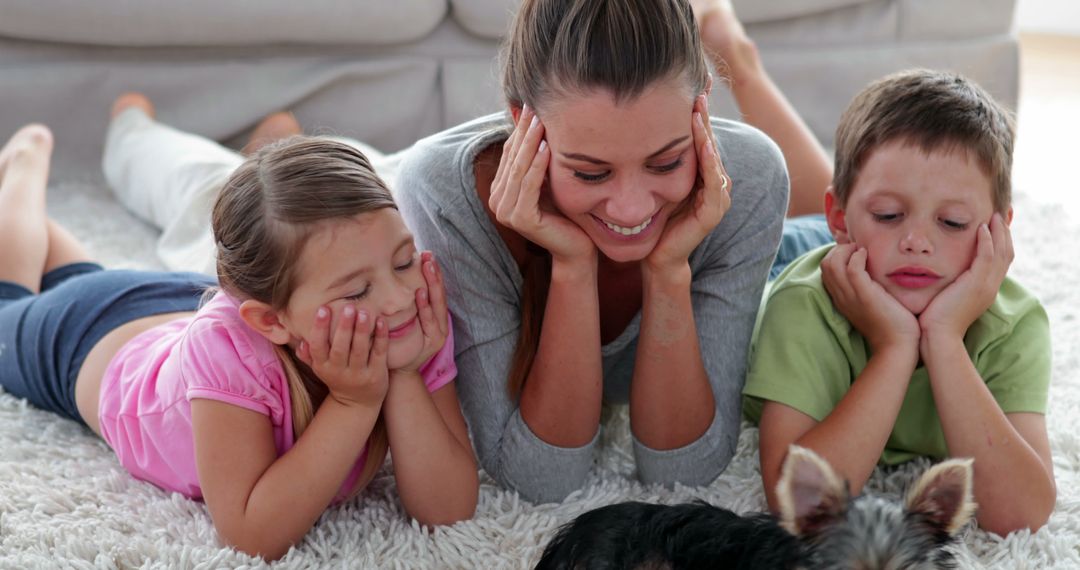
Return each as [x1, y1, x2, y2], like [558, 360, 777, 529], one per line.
[559, 135, 690, 165]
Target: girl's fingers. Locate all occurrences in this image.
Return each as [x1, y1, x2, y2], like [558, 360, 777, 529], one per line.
[422, 252, 450, 333]
[329, 305, 356, 366]
[368, 318, 389, 369]
[349, 310, 373, 369]
[296, 340, 311, 367]
[307, 306, 332, 363]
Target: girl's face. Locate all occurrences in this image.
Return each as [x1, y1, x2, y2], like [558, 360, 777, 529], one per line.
[283, 209, 426, 370]
[538, 80, 700, 263]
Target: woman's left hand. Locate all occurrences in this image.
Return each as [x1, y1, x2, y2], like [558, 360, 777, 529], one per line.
[646, 95, 732, 272]
[396, 251, 451, 373]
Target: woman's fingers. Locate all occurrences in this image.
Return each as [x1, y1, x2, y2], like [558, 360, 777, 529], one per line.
[497, 112, 546, 225]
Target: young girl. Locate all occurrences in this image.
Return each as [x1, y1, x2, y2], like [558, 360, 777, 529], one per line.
[0, 123, 478, 560]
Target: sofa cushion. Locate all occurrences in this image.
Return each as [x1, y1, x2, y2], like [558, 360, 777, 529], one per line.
[449, 0, 519, 40]
[732, 0, 876, 24]
[0, 0, 448, 46]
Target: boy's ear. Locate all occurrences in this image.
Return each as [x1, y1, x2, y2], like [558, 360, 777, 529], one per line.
[824, 187, 851, 244]
[704, 72, 714, 97]
[238, 299, 292, 345]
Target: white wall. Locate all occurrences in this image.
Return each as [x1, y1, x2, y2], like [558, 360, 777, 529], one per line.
[1016, 0, 1080, 35]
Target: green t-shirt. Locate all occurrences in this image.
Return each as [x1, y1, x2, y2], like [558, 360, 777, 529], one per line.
[743, 244, 1051, 464]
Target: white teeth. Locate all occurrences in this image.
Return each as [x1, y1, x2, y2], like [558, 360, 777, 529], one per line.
[603, 216, 653, 236]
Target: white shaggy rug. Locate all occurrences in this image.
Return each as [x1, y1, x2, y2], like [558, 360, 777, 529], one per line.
[2, 176, 1080, 569]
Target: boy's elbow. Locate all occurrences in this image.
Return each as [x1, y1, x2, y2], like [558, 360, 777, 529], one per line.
[977, 493, 1055, 536]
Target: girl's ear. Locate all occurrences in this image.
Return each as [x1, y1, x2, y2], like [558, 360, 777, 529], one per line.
[824, 188, 851, 244]
[238, 299, 292, 345]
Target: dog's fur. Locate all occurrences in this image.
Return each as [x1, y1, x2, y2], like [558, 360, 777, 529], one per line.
[535, 446, 976, 570]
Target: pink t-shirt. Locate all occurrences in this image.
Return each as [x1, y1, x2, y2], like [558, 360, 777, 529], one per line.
[98, 292, 457, 501]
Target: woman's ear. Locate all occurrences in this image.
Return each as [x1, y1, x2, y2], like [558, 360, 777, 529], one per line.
[824, 188, 851, 244]
[510, 103, 523, 124]
[238, 299, 292, 345]
[1005, 207, 1014, 226]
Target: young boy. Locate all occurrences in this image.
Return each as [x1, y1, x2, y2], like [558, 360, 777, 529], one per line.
[743, 69, 1056, 535]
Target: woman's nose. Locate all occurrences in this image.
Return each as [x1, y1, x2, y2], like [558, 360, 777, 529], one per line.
[603, 178, 659, 226]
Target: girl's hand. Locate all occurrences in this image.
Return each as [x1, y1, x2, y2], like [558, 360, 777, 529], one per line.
[489, 105, 595, 263]
[396, 251, 451, 373]
[821, 244, 921, 353]
[646, 95, 732, 272]
[919, 214, 1013, 345]
[296, 304, 389, 409]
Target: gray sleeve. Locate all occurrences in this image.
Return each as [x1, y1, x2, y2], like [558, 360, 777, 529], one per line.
[395, 136, 597, 504]
[631, 120, 790, 487]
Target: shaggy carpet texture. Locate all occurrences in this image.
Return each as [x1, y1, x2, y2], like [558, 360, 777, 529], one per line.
[2, 177, 1079, 569]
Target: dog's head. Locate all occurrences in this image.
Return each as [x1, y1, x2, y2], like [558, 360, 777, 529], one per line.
[776, 445, 976, 569]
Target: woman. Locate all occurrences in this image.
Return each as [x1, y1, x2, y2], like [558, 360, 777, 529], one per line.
[104, 0, 833, 503]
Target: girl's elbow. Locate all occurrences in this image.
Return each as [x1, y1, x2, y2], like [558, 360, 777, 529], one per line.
[223, 532, 292, 562]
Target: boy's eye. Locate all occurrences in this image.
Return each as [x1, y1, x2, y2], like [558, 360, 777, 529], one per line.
[344, 285, 370, 301]
[872, 213, 901, 223]
[574, 170, 610, 183]
[940, 219, 969, 231]
[650, 158, 684, 174]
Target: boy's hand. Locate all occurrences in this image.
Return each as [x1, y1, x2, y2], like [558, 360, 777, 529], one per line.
[821, 244, 921, 352]
[394, 251, 450, 374]
[297, 304, 389, 409]
[919, 214, 1013, 345]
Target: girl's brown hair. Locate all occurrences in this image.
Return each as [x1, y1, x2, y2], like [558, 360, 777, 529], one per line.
[499, 0, 710, 398]
[212, 137, 396, 494]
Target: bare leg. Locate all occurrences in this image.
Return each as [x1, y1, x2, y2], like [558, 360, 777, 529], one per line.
[0, 125, 54, 293]
[242, 111, 302, 155]
[43, 219, 93, 274]
[693, 0, 833, 217]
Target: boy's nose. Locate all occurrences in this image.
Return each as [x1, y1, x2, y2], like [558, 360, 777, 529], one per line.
[899, 230, 933, 254]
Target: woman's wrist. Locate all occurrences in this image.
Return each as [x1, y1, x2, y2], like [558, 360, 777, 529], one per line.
[641, 259, 692, 288]
[550, 250, 599, 284]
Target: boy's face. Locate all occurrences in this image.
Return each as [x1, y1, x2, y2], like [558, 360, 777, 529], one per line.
[826, 139, 1009, 315]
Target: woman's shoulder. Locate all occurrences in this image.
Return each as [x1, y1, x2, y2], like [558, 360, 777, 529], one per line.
[397, 113, 510, 189]
[708, 116, 786, 178]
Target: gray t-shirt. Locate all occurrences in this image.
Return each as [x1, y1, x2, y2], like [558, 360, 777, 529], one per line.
[395, 113, 789, 503]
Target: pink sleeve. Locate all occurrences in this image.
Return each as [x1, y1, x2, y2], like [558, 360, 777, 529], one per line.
[180, 319, 286, 422]
[418, 313, 457, 393]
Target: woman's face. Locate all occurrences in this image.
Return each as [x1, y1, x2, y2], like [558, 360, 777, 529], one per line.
[537, 80, 700, 263]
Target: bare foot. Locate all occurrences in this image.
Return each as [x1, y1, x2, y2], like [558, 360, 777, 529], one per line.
[243, 111, 302, 155]
[691, 0, 757, 81]
[0, 124, 53, 180]
[111, 92, 155, 120]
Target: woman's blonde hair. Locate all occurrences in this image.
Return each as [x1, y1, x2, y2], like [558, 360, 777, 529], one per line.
[212, 137, 397, 494]
[499, 0, 710, 398]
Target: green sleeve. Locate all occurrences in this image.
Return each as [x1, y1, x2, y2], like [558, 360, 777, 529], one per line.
[743, 284, 854, 423]
[979, 303, 1052, 414]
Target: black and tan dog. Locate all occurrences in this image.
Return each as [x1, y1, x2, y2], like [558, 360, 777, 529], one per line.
[536, 446, 976, 569]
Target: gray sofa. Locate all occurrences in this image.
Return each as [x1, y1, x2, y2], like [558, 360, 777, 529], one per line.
[0, 0, 1018, 179]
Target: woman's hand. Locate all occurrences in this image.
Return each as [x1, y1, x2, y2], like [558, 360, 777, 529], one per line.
[395, 251, 450, 373]
[296, 304, 389, 409]
[919, 214, 1013, 349]
[821, 244, 921, 354]
[489, 105, 595, 263]
[646, 95, 732, 273]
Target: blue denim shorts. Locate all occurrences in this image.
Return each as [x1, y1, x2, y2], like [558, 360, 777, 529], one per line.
[770, 214, 834, 280]
[0, 263, 216, 425]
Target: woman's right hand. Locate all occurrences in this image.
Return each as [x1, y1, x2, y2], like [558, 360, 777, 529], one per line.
[296, 305, 389, 409]
[489, 105, 595, 263]
[820, 244, 920, 354]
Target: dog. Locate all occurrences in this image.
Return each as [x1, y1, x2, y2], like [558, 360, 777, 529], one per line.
[535, 446, 976, 569]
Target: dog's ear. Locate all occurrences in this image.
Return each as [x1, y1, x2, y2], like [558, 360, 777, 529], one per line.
[905, 458, 977, 535]
[776, 446, 849, 536]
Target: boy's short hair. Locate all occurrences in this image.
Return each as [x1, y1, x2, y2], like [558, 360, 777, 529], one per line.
[832, 69, 1015, 213]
